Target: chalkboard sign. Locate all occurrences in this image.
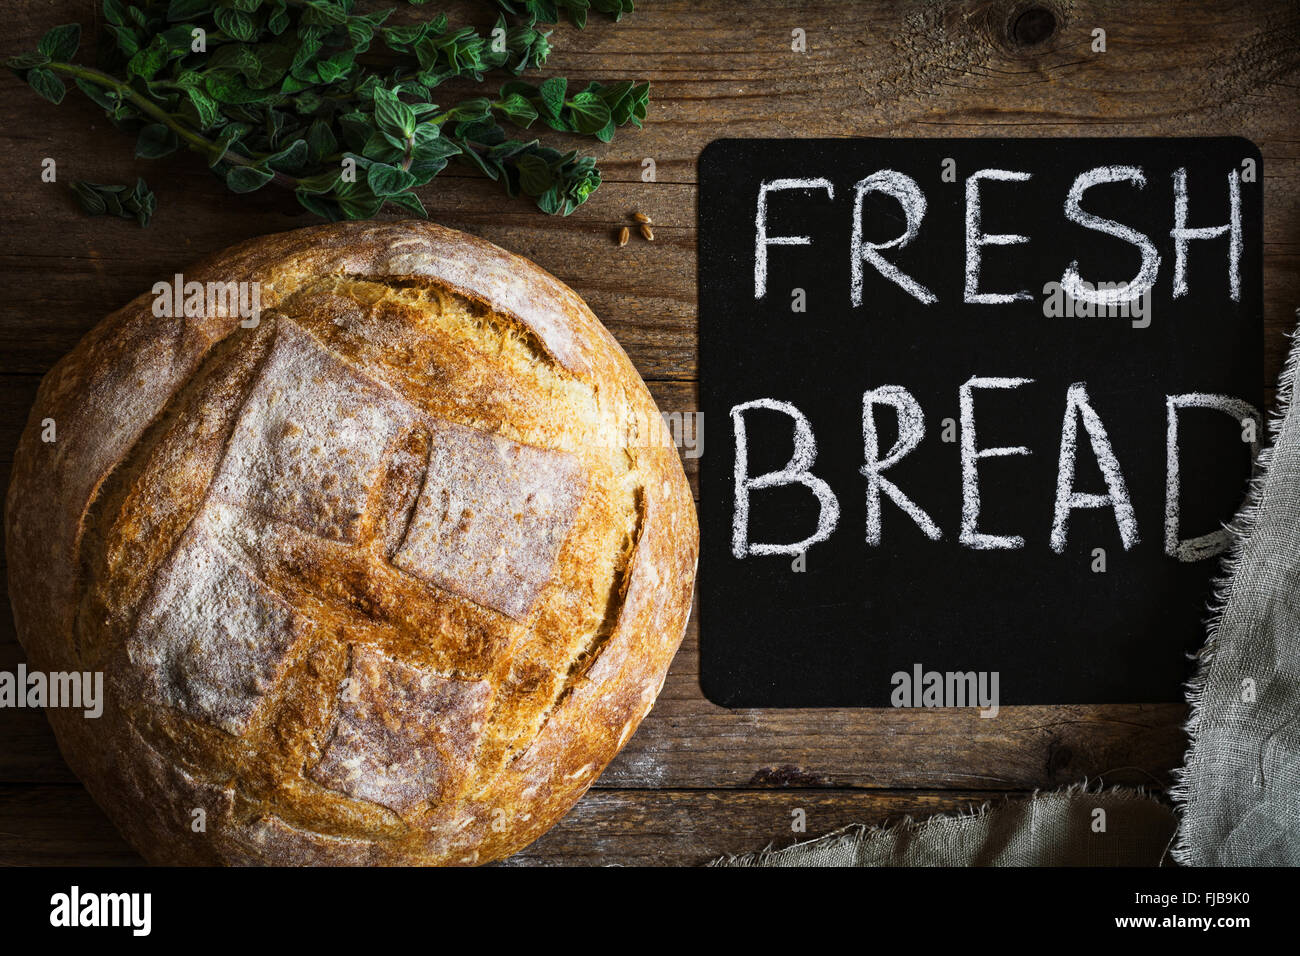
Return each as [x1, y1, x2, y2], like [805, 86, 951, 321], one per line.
[698, 138, 1263, 708]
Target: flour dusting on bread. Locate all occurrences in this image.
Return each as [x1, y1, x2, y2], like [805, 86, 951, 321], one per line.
[4, 221, 699, 866]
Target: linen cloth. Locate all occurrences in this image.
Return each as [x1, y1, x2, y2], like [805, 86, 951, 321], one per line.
[1173, 323, 1300, 865]
[711, 787, 1175, 867]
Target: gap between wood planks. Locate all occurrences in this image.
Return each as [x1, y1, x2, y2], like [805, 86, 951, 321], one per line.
[0, 781, 1021, 866]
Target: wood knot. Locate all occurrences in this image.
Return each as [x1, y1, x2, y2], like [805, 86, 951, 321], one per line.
[1046, 742, 1074, 776]
[1010, 5, 1058, 48]
[989, 1, 1063, 56]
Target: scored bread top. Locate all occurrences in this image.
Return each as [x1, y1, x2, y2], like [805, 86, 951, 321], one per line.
[5, 220, 698, 865]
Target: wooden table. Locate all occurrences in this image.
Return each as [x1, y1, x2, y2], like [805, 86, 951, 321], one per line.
[1, 0, 1296, 866]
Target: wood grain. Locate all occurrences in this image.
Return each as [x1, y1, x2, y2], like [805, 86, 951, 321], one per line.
[0, 784, 1004, 867]
[0, 596, 1189, 789]
[0, 0, 1295, 864]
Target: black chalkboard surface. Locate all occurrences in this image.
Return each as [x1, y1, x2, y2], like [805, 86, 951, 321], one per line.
[698, 138, 1263, 708]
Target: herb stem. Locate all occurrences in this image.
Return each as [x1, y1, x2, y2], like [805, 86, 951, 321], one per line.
[13, 7, 645, 221]
[46, 61, 299, 188]
[48, 62, 218, 156]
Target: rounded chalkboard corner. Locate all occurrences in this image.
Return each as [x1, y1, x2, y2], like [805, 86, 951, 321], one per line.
[1219, 135, 1263, 165]
[697, 137, 739, 172]
[697, 668, 744, 710]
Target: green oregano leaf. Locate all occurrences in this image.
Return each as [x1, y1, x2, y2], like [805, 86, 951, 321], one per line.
[102, 0, 129, 27]
[107, 25, 141, 58]
[5, 52, 51, 70]
[167, 0, 214, 21]
[213, 8, 258, 43]
[565, 91, 610, 134]
[514, 153, 554, 196]
[38, 24, 81, 62]
[373, 87, 417, 138]
[209, 124, 250, 168]
[367, 162, 418, 197]
[26, 68, 66, 104]
[265, 138, 309, 173]
[226, 165, 275, 193]
[495, 92, 538, 127]
[127, 37, 169, 80]
[305, 119, 338, 162]
[11, 0, 648, 221]
[69, 180, 106, 215]
[185, 87, 220, 128]
[538, 76, 566, 118]
[384, 190, 429, 218]
[71, 177, 156, 226]
[135, 123, 179, 158]
[74, 77, 117, 110]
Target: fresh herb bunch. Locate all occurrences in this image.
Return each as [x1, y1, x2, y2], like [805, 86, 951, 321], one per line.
[5, 0, 648, 221]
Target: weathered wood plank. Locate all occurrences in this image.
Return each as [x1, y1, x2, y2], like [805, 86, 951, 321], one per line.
[609, 621, 1188, 791]
[0, 181, 702, 380]
[1, 1, 1296, 381]
[507, 787, 1011, 866]
[0, 0, 1292, 857]
[0, 785, 142, 867]
[0, 590, 1186, 790]
[0, 783, 1003, 867]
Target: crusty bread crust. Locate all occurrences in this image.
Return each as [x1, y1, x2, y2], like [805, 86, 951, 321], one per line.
[5, 220, 698, 865]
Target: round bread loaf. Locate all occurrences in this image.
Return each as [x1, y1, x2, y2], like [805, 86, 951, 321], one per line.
[5, 220, 697, 865]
